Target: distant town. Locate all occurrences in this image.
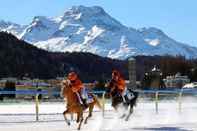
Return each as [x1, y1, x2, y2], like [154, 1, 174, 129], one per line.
[0, 65, 196, 101]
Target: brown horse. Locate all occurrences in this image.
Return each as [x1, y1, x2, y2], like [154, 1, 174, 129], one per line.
[106, 80, 138, 121]
[61, 79, 102, 130]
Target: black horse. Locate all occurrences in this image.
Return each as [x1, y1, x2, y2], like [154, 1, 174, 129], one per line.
[106, 80, 138, 121]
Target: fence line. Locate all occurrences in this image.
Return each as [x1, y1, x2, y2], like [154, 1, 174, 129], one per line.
[1, 89, 197, 95]
[0, 89, 197, 121]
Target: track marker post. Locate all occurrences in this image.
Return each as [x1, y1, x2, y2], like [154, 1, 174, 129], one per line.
[102, 92, 105, 117]
[35, 93, 39, 121]
[178, 91, 182, 113]
[155, 91, 159, 114]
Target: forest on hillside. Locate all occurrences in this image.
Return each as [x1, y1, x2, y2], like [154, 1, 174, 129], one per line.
[1, 32, 197, 82]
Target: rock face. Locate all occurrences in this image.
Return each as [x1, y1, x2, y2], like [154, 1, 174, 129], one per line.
[1, 5, 197, 59]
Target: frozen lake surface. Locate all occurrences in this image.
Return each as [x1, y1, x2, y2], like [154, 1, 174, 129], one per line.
[0, 98, 197, 131]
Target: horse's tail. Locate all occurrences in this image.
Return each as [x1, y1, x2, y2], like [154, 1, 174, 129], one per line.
[92, 94, 102, 109]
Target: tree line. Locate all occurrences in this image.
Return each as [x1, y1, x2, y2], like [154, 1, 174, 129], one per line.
[0, 32, 197, 83]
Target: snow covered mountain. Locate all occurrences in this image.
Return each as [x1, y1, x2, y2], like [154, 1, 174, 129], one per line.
[1, 5, 197, 59]
[0, 20, 26, 37]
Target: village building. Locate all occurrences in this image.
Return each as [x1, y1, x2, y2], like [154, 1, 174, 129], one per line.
[163, 72, 190, 88]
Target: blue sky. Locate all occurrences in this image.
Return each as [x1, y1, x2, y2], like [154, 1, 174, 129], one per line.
[0, 0, 197, 47]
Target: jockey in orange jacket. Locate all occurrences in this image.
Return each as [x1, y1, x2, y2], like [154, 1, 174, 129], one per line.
[67, 72, 87, 107]
[111, 70, 126, 93]
[111, 70, 128, 103]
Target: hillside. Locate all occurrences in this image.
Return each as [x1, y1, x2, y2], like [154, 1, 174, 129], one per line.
[1, 32, 197, 82]
[0, 32, 127, 81]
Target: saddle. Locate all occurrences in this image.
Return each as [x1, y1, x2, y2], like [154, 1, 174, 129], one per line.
[125, 88, 135, 100]
[114, 88, 136, 104]
[81, 87, 94, 104]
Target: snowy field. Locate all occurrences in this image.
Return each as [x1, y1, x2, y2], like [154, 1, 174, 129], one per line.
[0, 97, 197, 131]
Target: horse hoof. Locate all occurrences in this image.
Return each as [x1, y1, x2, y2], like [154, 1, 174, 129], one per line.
[125, 118, 129, 121]
[119, 114, 126, 119]
[67, 122, 71, 126]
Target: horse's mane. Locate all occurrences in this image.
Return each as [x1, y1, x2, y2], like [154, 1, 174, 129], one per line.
[61, 79, 79, 105]
[61, 79, 70, 98]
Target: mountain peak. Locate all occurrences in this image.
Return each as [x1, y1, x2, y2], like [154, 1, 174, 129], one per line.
[2, 6, 197, 59]
[64, 5, 106, 18]
[71, 5, 104, 11]
[61, 5, 123, 30]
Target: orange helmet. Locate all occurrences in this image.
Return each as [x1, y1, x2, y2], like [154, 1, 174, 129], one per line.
[68, 72, 78, 81]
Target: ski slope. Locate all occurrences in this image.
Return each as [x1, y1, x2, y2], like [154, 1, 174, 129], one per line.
[0, 98, 197, 131]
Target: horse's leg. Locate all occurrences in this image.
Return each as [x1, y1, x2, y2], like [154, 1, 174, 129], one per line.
[119, 104, 128, 119]
[84, 104, 93, 124]
[71, 113, 74, 121]
[120, 113, 126, 119]
[77, 111, 84, 130]
[63, 110, 71, 126]
[125, 106, 133, 121]
[76, 112, 80, 123]
[125, 93, 138, 121]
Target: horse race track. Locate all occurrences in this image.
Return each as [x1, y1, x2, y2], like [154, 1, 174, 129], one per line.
[0, 98, 197, 131]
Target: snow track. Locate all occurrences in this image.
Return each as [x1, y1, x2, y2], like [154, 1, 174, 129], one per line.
[0, 99, 197, 131]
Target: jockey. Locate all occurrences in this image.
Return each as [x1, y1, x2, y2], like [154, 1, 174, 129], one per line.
[111, 70, 134, 103]
[111, 70, 126, 94]
[67, 71, 88, 107]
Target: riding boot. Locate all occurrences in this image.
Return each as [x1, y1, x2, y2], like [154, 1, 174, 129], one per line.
[75, 92, 84, 105]
[77, 92, 88, 108]
[82, 98, 88, 108]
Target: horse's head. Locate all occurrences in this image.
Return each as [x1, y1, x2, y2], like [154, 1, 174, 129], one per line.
[62, 79, 71, 87]
[61, 79, 72, 98]
[105, 79, 113, 88]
